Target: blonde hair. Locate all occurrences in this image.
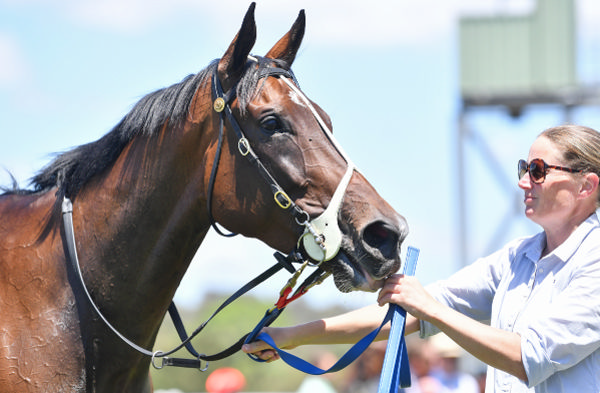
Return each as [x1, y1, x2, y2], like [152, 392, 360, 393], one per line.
[540, 125, 600, 206]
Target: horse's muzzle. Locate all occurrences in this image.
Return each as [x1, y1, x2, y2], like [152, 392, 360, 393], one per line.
[325, 215, 408, 293]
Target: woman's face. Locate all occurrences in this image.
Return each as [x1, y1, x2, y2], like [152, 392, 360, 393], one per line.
[518, 136, 584, 228]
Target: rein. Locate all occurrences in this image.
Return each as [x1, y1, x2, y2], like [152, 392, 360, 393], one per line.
[253, 246, 420, 392]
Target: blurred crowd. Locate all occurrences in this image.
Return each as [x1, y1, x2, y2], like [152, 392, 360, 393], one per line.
[158, 333, 485, 393]
[296, 333, 486, 393]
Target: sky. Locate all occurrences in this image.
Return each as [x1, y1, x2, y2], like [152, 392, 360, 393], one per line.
[2, 0, 600, 311]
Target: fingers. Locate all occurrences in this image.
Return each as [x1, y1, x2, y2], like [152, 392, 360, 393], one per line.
[377, 274, 404, 306]
[241, 339, 270, 354]
[242, 339, 281, 362]
[377, 275, 421, 306]
[245, 348, 280, 362]
[378, 275, 439, 322]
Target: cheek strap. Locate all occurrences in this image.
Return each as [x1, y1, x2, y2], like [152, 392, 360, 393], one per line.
[279, 77, 357, 263]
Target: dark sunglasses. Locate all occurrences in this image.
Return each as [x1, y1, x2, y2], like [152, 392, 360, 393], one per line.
[518, 158, 581, 184]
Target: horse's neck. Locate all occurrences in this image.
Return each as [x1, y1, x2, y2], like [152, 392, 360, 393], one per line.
[72, 119, 213, 334]
[58, 102, 219, 391]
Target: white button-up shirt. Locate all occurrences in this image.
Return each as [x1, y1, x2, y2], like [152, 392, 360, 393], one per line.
[420, 213, 600, 392]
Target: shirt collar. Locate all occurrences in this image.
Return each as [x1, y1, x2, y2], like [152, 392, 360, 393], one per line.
[553, 213, 599, 262]
[525, 232, 545, 263]
[526, 213, 600, 264]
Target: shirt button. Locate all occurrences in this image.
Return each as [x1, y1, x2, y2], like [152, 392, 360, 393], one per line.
[539, 268, 544, 274]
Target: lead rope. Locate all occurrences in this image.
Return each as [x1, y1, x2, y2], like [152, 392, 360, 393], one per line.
[248, 246, 419, 381]
[377, 246, 420, 391]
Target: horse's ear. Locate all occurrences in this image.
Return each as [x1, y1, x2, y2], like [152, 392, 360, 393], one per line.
[218, 2, 257, 92]
[265, 9, 305, 68]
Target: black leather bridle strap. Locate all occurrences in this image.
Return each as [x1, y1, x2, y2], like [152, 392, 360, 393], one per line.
[165, 256, 289, 361]
[206, 62, 309, 238]
[205, 98, 236, 237]
[165, 249, 301, 363]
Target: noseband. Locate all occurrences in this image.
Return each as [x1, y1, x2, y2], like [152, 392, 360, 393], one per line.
[208, 56, 356, 263]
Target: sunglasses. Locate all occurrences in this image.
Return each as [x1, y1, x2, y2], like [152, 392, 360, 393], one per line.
[518, 158, 581, 184]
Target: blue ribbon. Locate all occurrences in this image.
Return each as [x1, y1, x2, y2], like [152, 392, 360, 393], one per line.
[249, 246, 420, 386]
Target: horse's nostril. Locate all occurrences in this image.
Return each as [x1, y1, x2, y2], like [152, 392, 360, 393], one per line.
[363, 221, 399, 259]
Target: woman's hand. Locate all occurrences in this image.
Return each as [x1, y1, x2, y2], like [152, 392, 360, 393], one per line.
[377, 274, 440, 322]
[241, 326, 297, 362]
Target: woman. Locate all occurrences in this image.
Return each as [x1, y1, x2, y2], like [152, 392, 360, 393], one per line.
[242, 125, 600, 392]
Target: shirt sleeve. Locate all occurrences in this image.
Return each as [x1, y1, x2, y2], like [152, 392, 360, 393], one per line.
[521, 251, 600, 387]
[420, 242, 513, 338]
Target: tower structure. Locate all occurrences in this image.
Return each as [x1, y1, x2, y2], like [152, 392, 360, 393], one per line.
[457, 0, 599, 264]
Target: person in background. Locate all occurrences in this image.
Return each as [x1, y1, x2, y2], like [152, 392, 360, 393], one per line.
[343, 341, 389, 393]
[243, 125, 600, 392]
[406, 336, 444, 393]
[428, 334, 478, 393]
[343, 341, 422, 393]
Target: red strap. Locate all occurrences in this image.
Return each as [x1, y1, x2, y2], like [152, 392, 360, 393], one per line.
[275, 287, 308, 309]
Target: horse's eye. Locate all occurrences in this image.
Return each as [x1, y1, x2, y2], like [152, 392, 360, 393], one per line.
[260, 116, 285, 134]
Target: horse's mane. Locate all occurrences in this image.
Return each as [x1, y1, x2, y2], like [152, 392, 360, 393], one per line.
[30, 66, 213, 199]
[1, 56, 284, 240]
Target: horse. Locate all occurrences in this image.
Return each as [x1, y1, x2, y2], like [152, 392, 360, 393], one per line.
[0, 4, 408, 392]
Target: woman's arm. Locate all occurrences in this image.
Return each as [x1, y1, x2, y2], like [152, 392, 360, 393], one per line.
[241, 301, 422, 361]
[242, 303, 394, 361]
[378, 274, 527, 382]
[242, 275, 525, 381]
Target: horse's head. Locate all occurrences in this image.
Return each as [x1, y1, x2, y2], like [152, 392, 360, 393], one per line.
[197, 3, 408, 293]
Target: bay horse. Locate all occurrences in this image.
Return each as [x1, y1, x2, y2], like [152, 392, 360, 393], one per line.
[0, 4, 408, 392]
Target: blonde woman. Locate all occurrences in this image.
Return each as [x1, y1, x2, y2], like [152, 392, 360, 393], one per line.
[244, 125, 600, 393]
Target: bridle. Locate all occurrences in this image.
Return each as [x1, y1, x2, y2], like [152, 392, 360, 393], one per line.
[61, 55, 358, 373]
[208, 55, 356, 263]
